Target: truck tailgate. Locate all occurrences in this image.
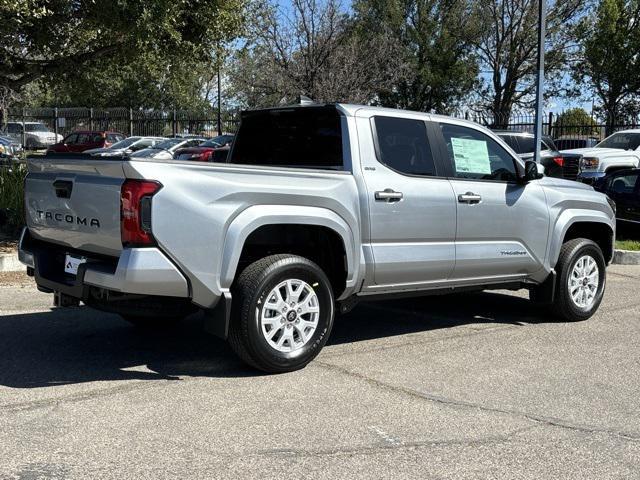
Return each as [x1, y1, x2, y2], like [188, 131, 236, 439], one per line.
[25, 156, 125, 257]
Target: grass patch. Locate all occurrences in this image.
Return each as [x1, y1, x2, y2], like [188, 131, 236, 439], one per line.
[616, 239, 640, 251]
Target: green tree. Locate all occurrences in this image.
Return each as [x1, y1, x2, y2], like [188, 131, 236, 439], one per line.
[574, 0, 640, 132]
[0, 0, 246, 101]
[553, 108, 599, 136]
[475, 0, 585, 125]
[227, 0, 405, 108]
[352, 0, 480, 114]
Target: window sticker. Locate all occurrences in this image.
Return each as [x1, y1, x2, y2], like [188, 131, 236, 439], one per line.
[450, 137, 491, 175]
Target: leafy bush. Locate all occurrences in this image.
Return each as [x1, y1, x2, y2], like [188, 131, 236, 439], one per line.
[0, 162, 27, 236]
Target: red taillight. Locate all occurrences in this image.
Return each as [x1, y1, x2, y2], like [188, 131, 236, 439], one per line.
[553, 156, 564, 167]
[120, 179, 162, 247]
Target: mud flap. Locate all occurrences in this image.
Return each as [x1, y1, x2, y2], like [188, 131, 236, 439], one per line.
[203, 291, 232, 339]
[533, 270, 556, 304]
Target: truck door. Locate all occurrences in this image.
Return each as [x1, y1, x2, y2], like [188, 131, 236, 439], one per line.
[607, 171, 640, 224]
[357, 114, 457, 290]
[434, 120, 550, 281]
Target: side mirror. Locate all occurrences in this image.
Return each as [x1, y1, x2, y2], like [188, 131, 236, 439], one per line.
[523, 160, 544, 183]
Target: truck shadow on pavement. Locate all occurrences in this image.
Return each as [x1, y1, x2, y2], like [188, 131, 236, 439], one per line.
[0, 291, 551, 388]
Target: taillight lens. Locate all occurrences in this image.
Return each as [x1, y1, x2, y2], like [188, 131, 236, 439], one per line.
[120, 179, 162, 247]
[553, 156, 564, 167]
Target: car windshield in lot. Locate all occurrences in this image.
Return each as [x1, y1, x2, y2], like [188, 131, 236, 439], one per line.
[109, 137, 140, 149]
[596, 132, 640, 150]
[151, 139, 183, 150]
[24, 123, 49, 132]
[200, 135, 234, 148]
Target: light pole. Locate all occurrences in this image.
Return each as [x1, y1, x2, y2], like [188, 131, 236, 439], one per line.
[533, 0, 547, 163]
[217, 59, 222, 136]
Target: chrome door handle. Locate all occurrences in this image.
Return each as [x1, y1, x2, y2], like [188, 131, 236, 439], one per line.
[458, 192, 482, 204]
[375, 189, 403, 202]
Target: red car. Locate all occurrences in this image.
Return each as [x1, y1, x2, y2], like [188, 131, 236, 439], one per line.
[47, 131, 126, 153]
[173, 135, 233, 161]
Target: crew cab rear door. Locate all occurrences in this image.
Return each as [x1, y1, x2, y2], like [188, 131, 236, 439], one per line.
[356, 112, 457, 290]
[24, 154, 126, 256]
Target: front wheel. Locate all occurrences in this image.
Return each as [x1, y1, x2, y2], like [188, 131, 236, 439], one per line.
[228, 254, 335, 373]
[551, 238, 606, 321]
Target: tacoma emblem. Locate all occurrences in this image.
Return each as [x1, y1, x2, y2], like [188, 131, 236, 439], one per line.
[36, 210, 101, 228]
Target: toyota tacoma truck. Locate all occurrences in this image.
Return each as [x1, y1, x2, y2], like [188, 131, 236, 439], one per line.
[19, 103, 616, 373]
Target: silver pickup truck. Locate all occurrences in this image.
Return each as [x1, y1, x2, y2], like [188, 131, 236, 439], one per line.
[19, 104, 616, 372]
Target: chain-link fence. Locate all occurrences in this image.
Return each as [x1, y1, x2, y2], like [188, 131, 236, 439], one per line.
[3, 107, 240, 141]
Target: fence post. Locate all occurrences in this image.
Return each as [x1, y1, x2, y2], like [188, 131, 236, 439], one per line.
[89, 108, 94, 131]
[53, 107, 59, 137]
[129, 108, 134, 136]
[172, 109, 177, 136]
[547, 111, 553, 137]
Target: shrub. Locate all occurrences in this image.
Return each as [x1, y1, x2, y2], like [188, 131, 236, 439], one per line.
[0, 161, 27, 237]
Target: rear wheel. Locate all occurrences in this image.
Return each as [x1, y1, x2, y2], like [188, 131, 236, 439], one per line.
[228, 254, 334, 373]
[551, 238, 606, 321]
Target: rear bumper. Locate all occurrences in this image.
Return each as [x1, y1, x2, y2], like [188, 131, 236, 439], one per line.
[18, 228, 189, 299]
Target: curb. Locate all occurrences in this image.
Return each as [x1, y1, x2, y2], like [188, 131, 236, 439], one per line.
[0, 252, 22, 272]
[613, 249, 640, 266]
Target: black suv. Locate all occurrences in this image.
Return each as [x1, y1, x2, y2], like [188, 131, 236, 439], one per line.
[494, 131, 581, 180]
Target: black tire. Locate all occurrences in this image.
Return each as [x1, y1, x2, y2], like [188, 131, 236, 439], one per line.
[228, 254, 335, 373]
[120, 315, 183, 329]
[551, 238, 606, 322]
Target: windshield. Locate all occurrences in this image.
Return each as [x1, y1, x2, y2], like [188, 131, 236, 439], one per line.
[152, 138, 183, 150]
[201, 135, 233, 148]
[25, 123, 49, 132]
[109, 137, 139, 149]
[596, 132, 640, 150]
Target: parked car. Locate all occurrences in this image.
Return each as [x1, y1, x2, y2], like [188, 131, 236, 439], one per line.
[85, 136, 165, 156]
[561, 129, 640, 184]
[2, 121, 63, 149]
[594, 169, 639, 227]
[167, 133, 210, 139]
[173, 135, 234, 161]
[0, 135, 22, 157]
[493, 131, 581, 179]
[19, 103, 615, 373]
[554, 135, 600, 151]
[47, 131, 126, 153]
[130, 137, 206, 160]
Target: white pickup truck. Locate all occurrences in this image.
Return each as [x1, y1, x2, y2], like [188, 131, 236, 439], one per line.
[19, 103, 616, 372]
[562, 129, 640, 183]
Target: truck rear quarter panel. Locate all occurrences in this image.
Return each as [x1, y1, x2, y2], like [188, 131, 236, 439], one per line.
[123, 160, 362, 308]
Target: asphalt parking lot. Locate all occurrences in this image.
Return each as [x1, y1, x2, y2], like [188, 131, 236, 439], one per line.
[0, 266, 639, 479]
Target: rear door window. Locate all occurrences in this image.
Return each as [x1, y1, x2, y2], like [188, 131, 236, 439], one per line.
[76, 134, 90, 144]
[498, 134, 522, 153]
[64, 134, 78, 144]
[373, 116, 436, 176]
[230, 106, 343, 169]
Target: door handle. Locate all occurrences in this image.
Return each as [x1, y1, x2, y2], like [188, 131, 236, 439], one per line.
[375, 189, 403, 202]
[458, 192, 482, 204]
